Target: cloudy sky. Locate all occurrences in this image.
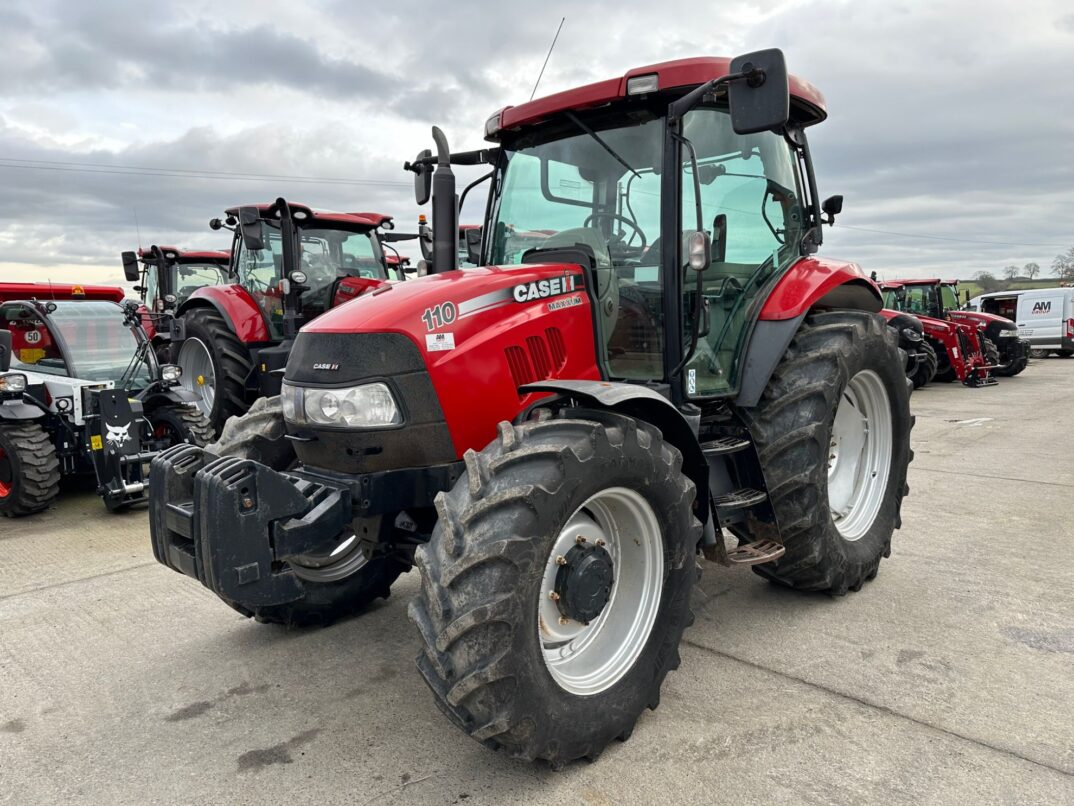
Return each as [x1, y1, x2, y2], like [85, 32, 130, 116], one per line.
[1, 0, 1072, 285]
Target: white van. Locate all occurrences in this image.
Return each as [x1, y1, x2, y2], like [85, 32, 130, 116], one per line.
[1015, 287, 1074, 356]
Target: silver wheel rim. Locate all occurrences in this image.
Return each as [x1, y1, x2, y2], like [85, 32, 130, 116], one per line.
[539, 487, 664, 696]
[289, 531, 370, 583]
[827, 369, 893, 541]
[177, 338, 216, 417]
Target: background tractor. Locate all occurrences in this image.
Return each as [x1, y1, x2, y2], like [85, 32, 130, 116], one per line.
[880, 308, 934, 388]
[148, 50, 912, 766]
[938, 279, 1029, 376]
[170, 199, 401, 432]
[881, 280, 997, 386]
[121, 245, 230, 361]
[0, 292, 211, 515]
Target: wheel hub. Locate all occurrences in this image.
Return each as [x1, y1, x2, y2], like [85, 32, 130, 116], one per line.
[554, 542, 614, 624]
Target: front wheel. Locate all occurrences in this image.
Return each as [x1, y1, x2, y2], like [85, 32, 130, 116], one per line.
[911, 340, 938, 388]
[146, 405, 214, 448]
[409, 410, 701, 766]
[0, 421, 61, 517]
[739, 311, 913, 594]
[176, 308, 253, 433]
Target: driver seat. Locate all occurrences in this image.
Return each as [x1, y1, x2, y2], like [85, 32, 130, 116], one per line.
[537, 227, 619, 341]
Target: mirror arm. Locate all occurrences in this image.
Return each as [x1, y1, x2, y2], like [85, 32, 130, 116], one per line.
[459, 170, 494, 215]
[668, 72, 746, 123]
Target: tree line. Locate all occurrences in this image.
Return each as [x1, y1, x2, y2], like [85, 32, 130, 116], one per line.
[972, 245, 1074, 293]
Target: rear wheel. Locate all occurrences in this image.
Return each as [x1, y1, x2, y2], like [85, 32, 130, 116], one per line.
[409, 411, 700, 766]
[176, 308, 253, 433]
[0, 421, 60, 517]
[739, 311, 912, 594]
[209, 396, 407, 627]
[911, 340, 938, 388]
[1029, 348, 1050, 359]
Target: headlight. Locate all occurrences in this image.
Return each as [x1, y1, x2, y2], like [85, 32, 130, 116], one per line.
[901, 327, 923, 343]
[160, 364, 182, 384]
[283, 381, 402, 428]
[995, 330, 1016, 338]
[0, 373, 27, 393]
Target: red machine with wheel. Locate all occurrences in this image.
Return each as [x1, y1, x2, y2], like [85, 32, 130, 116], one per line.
[149, 50, 912, 766]
[170, 199, 400, 431]
[880, 280, 996, 386]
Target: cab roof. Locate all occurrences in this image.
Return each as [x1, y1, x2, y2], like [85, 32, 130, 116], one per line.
[225, 203, 392, 232]
[138, 247, 230, 264]
[881, 278, 943, 288]
[490, 56, 827, 139]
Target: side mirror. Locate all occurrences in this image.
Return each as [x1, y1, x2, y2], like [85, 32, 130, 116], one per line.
[132, 285, 146, 295]
[412, 149, 432, 205]
[711, 214, 727, 264]
[728, 48, 790, 135]
[822, 194, 843, 225]
[238, 206, 264, 250]
[209, 218, 223, 231]
[0, 329, 10, 373]
[121, 251, 140, 282]
[464, 227, 482, 265]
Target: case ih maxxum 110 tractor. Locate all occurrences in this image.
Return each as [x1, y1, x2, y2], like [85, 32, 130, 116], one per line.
[149, 51, 912, 765]
[121, 245, 231, 361]
[0, 288, 211, 515]
[169, 199, 402, 432]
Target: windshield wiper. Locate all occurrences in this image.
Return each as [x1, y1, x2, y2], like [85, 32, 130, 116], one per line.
[563, 111, 639, 179]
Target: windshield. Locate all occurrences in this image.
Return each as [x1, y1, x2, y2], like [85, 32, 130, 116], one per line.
[489, 103, 805, 393]
[175, 262, 229, 305]
[0, 301, 151, 385]
[236, 222, 384, 338]
[901, 285, 938, 316]
[939, 283, 959, 312]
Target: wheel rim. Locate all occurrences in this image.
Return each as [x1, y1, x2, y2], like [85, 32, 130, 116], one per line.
[289, 531, 371, 583]
[539, 487, 664, 696]
[0, 445, 11, 498]
[827, 369, 893, 541]
[177, 338, 216, 417]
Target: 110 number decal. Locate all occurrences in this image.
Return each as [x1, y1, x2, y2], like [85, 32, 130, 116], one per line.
[421, 302, 457, 331]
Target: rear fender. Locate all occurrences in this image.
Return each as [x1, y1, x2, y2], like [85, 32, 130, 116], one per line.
[518, 379, 709, 525]
[177, 286, 270, 343]
[0, 400, 45, 420]
[738, 258, 883, 408]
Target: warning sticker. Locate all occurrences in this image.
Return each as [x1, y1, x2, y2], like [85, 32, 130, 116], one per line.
[90, 435, 103, 451]
[426, 332, 456, 352]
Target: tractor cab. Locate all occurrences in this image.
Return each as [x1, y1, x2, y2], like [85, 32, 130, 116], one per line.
[221, 200, 392, 340]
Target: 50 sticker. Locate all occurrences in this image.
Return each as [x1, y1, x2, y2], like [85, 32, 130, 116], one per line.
[421, 301, 457, 331]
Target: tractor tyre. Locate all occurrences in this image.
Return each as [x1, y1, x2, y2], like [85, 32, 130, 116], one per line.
[0, 421, 60, 517]
[147, 405, 214, 447]
[738, 311, 913, 595]
[176, 308, 253, 434]
[208, 396, 407, 627]
[409, 410, 700, 766]
[980, 336, 1001, 370]
[931, 337, 957, 383]
[911, 340, 938, 388]
[992, 342, 1028, 378]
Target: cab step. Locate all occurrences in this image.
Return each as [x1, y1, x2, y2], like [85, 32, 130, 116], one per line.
[712, 487, 767, 515]
[725, 539, 785, 566]
[700, 435, 751, 456]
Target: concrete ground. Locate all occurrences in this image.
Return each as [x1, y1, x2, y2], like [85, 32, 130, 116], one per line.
[2, 360, 1073, 805]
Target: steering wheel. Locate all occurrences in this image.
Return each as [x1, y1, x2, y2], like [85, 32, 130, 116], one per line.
[583, 212, 646, 251]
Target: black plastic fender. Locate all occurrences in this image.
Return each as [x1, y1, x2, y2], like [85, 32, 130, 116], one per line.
[0, 399, 45, 420]
[518, 379, 710, 525]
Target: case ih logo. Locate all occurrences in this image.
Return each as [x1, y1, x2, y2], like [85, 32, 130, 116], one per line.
[513, 274, 579, 303]
[313, 362, 340, 371]
[1031, 301, 1052, 315]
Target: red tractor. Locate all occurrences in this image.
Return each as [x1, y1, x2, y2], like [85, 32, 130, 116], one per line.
[170, 199, 401, 431]
[148, 50, 912, 765]
[880, 280, 997, 386]
[878, 308, 934, 388]
[121, 246, 231, 360]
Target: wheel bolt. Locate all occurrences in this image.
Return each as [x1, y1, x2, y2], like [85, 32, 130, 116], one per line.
[596, 539, 606, 547]
[575, 535, 587, 544]
[558, 616, 570, 625]
[548, 591, 560, 601]
[555, 555, 567, 566]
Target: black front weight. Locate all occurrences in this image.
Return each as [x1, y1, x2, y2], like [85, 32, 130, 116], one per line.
[148, 444, 352, 608]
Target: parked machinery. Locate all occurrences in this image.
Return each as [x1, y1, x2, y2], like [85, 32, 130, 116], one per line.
[0, 293, 210, 515]
[148, 50, 912, 765]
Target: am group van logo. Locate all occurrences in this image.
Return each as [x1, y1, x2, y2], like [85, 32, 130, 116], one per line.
[1031, 301, 1052, 315]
